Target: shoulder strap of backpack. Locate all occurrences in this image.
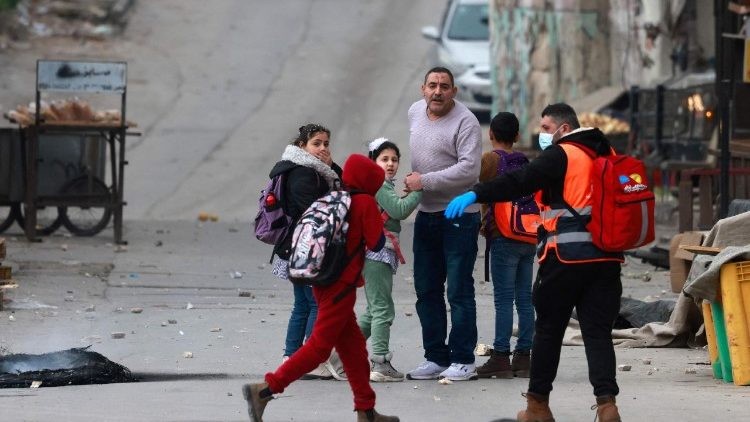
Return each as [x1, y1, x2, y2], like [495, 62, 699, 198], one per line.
[556, 142, 594, 228]
[332, 241, 367, 303]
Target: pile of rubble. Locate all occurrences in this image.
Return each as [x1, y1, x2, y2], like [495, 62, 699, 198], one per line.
[0, 0, 134, 48]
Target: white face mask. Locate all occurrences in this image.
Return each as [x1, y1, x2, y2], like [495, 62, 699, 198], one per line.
[538, 126, 562, 150]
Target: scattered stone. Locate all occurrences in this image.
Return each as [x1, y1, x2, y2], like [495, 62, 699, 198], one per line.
[8, 315, 15, 321]
[210, 327, 222, 332]
[227, 392, 233, 396]
[115, 307, 124, 313]
[115, 245, 128, 253]
[182, 351, 193, 358]
[617, 364, 631, 372]
[85, 305, 95, 312]
[161, 321, 168, 327]
[155, 240, 163, 247]
[186, 303, 194, 310]
[238, 290, 253, 297]
[413, 385, 419, 389]
[433, 396, 441, 401]
[475, 343, 492, 356]
[438, 378, 453, 385]
[642, 359, 652, 365]
[228, 227, 239, 233]
[168, 319, 177, 324]
[30, 381, 42, 388]
[111, 332, 126, 339]
[257, 264, 266, 270]
[404, 312, 413, 317]
[179, 330, 184, 336]
[685, 367, 697, 374]
[647, 368, 654, 375]
[60, 244, 68, 251]
[64, 296, 75, 302]
[229, 271, 243, 279]
[81, 335, 102, 344]
[130, 307, 143, 314]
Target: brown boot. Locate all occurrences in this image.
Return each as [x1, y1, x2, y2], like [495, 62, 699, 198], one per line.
[511, 350, 531, 378]
[356, 408, 400, 422]
[477, 350, 512, 379]
[242, 382, 273, 422]
[516, 392, 555, 422]
[592, 396, 621, 422]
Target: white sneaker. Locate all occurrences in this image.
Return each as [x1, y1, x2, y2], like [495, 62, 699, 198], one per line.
[439, 363, 478, 381]
[406, 361, 448, 380]
[324, 351, 347, 381]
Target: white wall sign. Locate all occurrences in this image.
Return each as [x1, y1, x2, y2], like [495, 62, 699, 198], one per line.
[37, 60, 127, 93]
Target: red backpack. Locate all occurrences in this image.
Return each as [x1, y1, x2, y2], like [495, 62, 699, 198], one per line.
[564, 144, 655, 252]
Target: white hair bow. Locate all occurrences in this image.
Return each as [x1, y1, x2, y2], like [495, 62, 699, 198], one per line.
[368, 137, 389, 152]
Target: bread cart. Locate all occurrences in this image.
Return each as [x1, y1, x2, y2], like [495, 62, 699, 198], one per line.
[21, 59, 137, 243]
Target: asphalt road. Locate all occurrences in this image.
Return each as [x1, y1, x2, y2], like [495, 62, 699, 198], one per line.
[1, 0, 443, 222]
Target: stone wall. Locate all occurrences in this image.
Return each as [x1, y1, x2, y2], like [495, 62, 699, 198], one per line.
[491, 0, 611, 143]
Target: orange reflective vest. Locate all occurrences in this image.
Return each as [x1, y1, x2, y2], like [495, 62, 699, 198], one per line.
[535, 143, 624, 264]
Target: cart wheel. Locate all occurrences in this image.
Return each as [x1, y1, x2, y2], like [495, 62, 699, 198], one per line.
[59, 176, 112, 237]
[0, 205, 15, 233]
[15, 203, 64, 236]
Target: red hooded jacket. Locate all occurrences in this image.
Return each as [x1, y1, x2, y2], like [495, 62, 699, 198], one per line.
[339, 154, 385, 287]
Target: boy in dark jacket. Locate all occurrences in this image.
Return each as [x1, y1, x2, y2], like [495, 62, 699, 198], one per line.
[243, 154, 400, 422]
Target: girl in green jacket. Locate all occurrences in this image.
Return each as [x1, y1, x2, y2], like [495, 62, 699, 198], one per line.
[358, 138, 422, 382]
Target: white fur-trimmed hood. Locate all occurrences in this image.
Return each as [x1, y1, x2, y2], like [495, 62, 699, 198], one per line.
[279, 145, 339, 189]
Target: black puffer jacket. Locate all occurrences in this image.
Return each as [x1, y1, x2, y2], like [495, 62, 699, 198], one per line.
[268, 158, 342, 260]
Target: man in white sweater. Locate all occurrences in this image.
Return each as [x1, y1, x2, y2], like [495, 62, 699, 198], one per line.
[404, 67, 482, 381]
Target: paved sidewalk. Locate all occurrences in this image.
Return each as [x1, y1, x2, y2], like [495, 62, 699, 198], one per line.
[0, 220, 747, 421]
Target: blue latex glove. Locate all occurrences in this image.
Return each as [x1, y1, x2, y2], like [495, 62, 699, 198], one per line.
[445, 191, 477, 219]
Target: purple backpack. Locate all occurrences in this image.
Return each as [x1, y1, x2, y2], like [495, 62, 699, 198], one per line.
[254, 173, 292, 245]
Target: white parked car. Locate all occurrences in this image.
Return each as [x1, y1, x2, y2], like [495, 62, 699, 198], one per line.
[421, 0, 491, 113]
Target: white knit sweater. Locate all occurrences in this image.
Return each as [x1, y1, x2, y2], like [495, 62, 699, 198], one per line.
[408, 99, 482, 213]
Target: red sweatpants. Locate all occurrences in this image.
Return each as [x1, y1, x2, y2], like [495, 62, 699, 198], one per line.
[265, 280, 376, 411]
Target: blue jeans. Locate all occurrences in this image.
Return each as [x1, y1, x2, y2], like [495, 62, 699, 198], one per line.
[284, 284, 317, 356]
[490, 236, 535, 352]
[413, 211, 480, 366]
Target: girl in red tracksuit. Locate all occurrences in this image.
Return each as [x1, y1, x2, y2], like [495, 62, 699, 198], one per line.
[243, 154, 400, 422]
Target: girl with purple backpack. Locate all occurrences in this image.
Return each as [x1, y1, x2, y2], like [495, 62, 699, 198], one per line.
[267, 124, 342, 377]
[475, 112, 537, 379]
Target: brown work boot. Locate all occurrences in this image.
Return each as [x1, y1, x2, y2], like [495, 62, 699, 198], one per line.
[516, 392, 555, 422]
[242, 382, 273, 422]
[592, 396, 621, 422]
[355, 408, 400, 422]
[511, 350, 531, 378]
[477, 349, 513, 379]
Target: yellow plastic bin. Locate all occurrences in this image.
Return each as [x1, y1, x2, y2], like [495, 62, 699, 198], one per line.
[720, 260, 750, 386]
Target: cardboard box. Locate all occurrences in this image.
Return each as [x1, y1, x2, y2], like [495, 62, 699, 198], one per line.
[669, 231, 705, 293]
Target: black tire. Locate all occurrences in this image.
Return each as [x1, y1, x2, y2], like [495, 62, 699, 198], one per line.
[0, 204, 15, 233]
[15, 203, 64, 236]
[59, 176, 112, 236]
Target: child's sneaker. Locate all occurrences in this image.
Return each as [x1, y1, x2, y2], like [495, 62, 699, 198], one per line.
[301, 362, 333, 380]
[370, 353, 404, 382]
[439, 363, 478, 381]
[406, 361, 448, 380]
[324, 351, 348, 381]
